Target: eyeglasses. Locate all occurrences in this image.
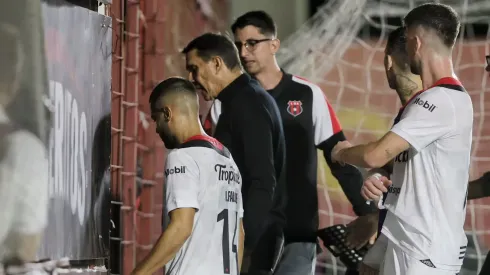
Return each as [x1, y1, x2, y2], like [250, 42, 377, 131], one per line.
[235, 38, 272, 52]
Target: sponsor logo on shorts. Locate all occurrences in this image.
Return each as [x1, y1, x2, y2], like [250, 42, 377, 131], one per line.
[413, 97, 437, 112]
[165, 166, 186, 177]
[215, 164, 241, 185]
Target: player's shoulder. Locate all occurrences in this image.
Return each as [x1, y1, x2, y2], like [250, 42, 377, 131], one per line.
[419, 84, 471, 108]
[291, 75, 324, 96]
[290, 74, 333, 106]
[166, 148, 197, 166]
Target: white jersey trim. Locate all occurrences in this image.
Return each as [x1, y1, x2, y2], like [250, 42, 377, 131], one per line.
[291, 76, 341, 145]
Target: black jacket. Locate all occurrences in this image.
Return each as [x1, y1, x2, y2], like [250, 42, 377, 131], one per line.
[214, 73, 287, 250]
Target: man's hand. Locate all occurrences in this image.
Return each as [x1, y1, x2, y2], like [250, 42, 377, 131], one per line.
[331, 140, 353, 164]
[359, 263, 379, 275]
[345, 212, 378, 250]
[361, 174, 392, 202]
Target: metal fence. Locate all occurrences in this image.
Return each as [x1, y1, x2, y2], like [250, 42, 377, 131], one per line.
[109, 1, 228, 274]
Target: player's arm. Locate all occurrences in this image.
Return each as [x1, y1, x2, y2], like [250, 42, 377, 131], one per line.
[313, 87, 377, 216]
[337, 91, 453, 168]
[3, 132, 49, 263]
[132, 151, 199, 275]
[336, 132, 410, 168]
[133, 208, 196, 275]
[238, 219, 245, 271]
[234, 98, 278, 250]
[468, 172, 490, 200]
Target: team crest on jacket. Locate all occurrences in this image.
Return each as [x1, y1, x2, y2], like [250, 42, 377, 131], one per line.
[287, 100, 303, 117]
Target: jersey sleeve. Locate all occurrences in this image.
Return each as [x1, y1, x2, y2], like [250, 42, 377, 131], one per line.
[165, 150, 200, 213]
[309, 82, 342, 145]
[390, 88, 455, 151]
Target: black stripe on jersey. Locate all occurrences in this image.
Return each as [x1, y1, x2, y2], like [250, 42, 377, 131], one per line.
[436, 84, 466, 93]
[180, 139, 231, 159]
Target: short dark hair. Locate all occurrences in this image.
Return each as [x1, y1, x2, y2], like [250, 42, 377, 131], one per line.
[386, 27, 406, 55]
[404, 3, 460, 48]
[149, 77, 196, 107]
[182, 33, 241, 70]
[231, 10, 277, 37]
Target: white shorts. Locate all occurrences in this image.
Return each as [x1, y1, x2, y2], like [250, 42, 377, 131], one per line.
[381, 240, 460, 275]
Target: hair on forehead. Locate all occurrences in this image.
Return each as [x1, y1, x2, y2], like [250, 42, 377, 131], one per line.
[231, 10, 277, 37]
[149, 77, 198, 107]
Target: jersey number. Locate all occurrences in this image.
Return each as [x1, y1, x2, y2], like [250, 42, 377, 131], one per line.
[217, 209, 238, 274]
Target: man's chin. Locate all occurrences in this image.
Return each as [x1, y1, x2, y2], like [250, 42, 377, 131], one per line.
[244, 64, 260, 75]
[197, 88, 213, 101]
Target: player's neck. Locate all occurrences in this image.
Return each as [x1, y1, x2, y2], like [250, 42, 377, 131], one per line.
[254, 61, 283, 90]
[420, 53, 455, 90]
[396, 74, 422, 105]
[176, 118, 205, 145]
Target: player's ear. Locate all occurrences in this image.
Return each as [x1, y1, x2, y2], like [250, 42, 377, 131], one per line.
[414, 35, 422, 53]
[385, 54, 393, 71]
[271, 38, 280, 55]
[211, 56, 223, 74]
[163, 106, 172, 122]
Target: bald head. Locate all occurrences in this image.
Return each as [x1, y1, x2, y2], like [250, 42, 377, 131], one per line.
[149, 77, 199, 117]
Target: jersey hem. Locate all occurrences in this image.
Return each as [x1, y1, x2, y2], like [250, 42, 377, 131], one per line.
[381, 227, 462, 271]
[166, 202, 199, 213]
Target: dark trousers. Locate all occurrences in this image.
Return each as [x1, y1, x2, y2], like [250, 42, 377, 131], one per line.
[241, 227, 284, 275]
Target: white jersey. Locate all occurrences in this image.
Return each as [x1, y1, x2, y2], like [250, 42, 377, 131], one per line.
[382, 77, 472, 270]
[163, 135, 244, 275]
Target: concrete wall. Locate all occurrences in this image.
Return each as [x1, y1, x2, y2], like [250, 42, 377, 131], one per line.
[229, 0, 308, 39]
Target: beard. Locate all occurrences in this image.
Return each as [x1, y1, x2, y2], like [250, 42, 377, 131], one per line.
[387, 73, 397, 90]
[159, 132, 179, 149]
[409, 58, 422, 75]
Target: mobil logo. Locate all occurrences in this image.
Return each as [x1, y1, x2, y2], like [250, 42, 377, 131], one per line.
[165, 166, 186, 177]
[413, 97, 437, 112]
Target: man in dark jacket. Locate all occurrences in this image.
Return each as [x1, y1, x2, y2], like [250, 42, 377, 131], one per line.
[206, 11, 379, 275]
[183, 33, 287, 275]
